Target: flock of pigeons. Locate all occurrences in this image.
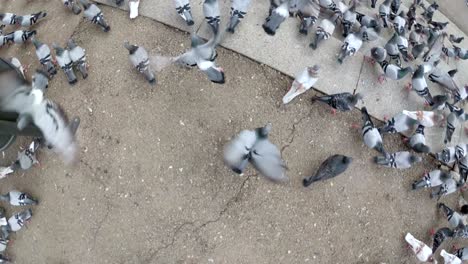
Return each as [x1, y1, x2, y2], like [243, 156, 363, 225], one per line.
[0, 0, 468, 262]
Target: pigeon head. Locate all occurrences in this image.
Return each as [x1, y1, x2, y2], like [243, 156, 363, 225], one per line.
[123, 42, 138, 54]
[32, 69, 50, 91]
[67, 38, 78, 49]
[341, 155, 353, 165]
[256, 123, 272, 138]
[52, 43, 65, 55]
[354, 93, 363, 101]
[307, 65, 320, 77]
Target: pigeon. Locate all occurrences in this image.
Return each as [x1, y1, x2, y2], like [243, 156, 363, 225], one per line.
[405, 233, 434, 262]
[449, 34, 464, 44]
[379, 0, 391, 28]
[227, 0, 251, 33]
[431, 178, 462, 200]
[442, 46, 457, 61]
[14, 11, 47, 27]
[297, 0, 320, 35]
[412, 169, 454, 190]
[390, 0, 400, 20]
[421, 1, 439, 21]
[10, 140, 39, 171]
[396, 32, 412, 62]
[0, 60, 79, 164]
[32, 37, 57, 77]
[0, 33, 13, 48]
[458, 156, 468, 183]
[361, 107, 386, 155]
[435, 146, 458, 164]
[4, 30, 37, 44]
[342, 0, 358, 37]
[0, 13, 16, 25]
[412, 43, 426, 59]
[7, 208, 32, 233]
[384, 33, 402, 66]
[392, 11, 406, 34]
[378, 113, 416, 134]
[53, 43, 78, 85]
[409, 124, 430, 153]
[283, 65, 320, 104]
[430, 20, 449, 30]
[310, 18, 336, 50]
[441, 249, 462, 264]
[454, 46, 468, 60]
[402, 110, 440, 127]
[223, 123, 287, 182]
[0, 237, 7, 252]
[370, 46, 387, 63]
[358, 25, 380, 42]
[356, 12, 380, 29]
[203, 0, 220, 35]
[407, 64, 433, 105]
[32, 69, 50, 92]
[424, 33, 445, 64]
[446, 103, 468, 123]
[128, 0, 140, 19]
[63, 0, 82, 14]
[0, 191, 38, 206]
[370, 0, 377, 8]
[407, 3, 416, 30]
[429, 69, 465, 102]
[124, 42, 156, 85]
[0, 167, 13, 179]
[67, 39, 88, 79]
[374, 151, 422, 169]
[446, 108, 460, 144]
[303, 154, 352, 187]
[438, 203, 466, 228]
[0, 254, 9, 263]
[337, 33, 362, 64]
[80, 0, 111, 32]
[432, 227, 454, 253]
[263, 2, 289, 36]
[376, 60, 412, 83]
[174, 0, 195, 26]
[311, 92, 363, 114]
[454, 247, 468, 260]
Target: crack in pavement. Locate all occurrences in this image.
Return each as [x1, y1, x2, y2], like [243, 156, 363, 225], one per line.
[91, 197, 112, 249]
[281, 112, 310, 156]
[144, 173, 253, 263]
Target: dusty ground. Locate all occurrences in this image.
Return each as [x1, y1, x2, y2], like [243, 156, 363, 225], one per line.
[1, 1, 467, 263]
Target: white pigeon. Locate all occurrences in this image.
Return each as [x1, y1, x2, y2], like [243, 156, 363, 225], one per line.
[402, 110, 440, 127]
[283, 65, 320, 104]
[441, 250, 462, 264]
[405, 233, 434, 262]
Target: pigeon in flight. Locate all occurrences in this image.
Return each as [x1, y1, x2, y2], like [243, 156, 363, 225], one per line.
[374, 151, 422, 169]
[53, 43, 78, 85]
[303, 154, 352, 187]
[32, 37, 57, 77]
[0, 191, 38, 206]
[80, 0, 111, 32]
[174, 0, 195, 26]
[67, 38, 88, 79]
[14, 11, 47, 27]
[32, 69, 50, 92]
[223, 123, 287, 182]
[283, 65, 320, 104]
[312, 92, 363, 114]
[228, 0, 251, 33]
[203, 0, 220, 35]
[124, 42, 156, 85]
[405, 233, 434, 262]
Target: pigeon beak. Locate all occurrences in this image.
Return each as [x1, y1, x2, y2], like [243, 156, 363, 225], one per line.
[282, 83, 305, 104]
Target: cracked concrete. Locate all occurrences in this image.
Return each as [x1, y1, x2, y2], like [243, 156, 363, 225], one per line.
[0, 1, 467, 264]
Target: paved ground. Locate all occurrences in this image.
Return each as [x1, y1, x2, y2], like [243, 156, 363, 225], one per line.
[0, 1, 468, 263]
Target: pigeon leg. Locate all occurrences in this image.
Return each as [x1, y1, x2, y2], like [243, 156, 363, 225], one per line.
[330, 108, 337, 115]
[350, 123, 360, 129]
[383, 115, 389, 121]
[401, 136, 409, 143]
[378, 74, 386, 84]
[464, 126, 468, 135]
[429, 228, 435, 236]
[364, 55, 375, 65]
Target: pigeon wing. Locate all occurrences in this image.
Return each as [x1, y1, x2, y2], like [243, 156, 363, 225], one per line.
[250, 139, 288, 182]
[224, 130, 257, 173]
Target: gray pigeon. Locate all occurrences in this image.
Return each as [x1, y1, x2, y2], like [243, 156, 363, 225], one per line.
[62, 0, 82, 14]
[4, 30, 37, 44]
[392, 11, 405, 34]
[438, 203, 466, 228]
[423, 33, 445, 64]
[370, 0, 377, 8]
[303, 154, 353, 187]
[203, 0, 220, 35]
[123, 42, 156, 85]
[385, 33, 402, 66]
[378, 113, 416, 134]
[442, 46, 457, 60]
[421, 1, 438, 21]
[449, 34, 464, 44]
[432, 227, 454, 253]
[67, 39, 88, 79]
[0, 191, 38, 206]
[338, 33, 363, 64]
[53, 43, 78, 85]
[310, 17, 336, 50]
[409, 64, 433, 105]
[80, 0, 111, 32]
[174, 0, 195, 26]
[374, 151, 422, 169]
[412, 43, 426, 59]
[454, 45, 468, 60]
[376, 60, 412, 83]
[297, 0, 320, 35]
[227, 0, 251, 33]
[32, 69, 50, 92]
[429, 70, 466, 103]
[32, 37, 57, 77]
[390, 0, 401, 20]
[446, 108, 459, 144]
[0, 13, 16, 25]
[409, 125, 430, 153]
[431, 178, 461, 200]
[454, 247, 468, 260]
[379, 0, 391, 28]
[7, 208, 32, 232]
[11, 140, 39, 171]
[358, 25, 380, 42]
[311, 92, 363, 114]
[14, 11, 47, 26]
[412, 169, 453, 190]
[356, 12, 380, 29]
[370, 46, 387, 63]
[263, 2, 289, 36]
[435, 146, 458, 164]
[361, 107, 386, 155]
[342, 0, 358, 37]
[458, 156, 468, 183]
[0, 254, 9, 263]
[223, 123, 288, 182]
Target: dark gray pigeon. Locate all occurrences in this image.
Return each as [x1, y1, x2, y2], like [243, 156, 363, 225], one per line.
[310, 17, 336, 50]
[224, 123, 288, 182]
[32, 37, 57, 77]
[379, 0, 391, 28]
[342, 0, 358, 37]
[14, 11, 47, 26]
[203, 0, 220, 35]
[174, 0, 195, 26]
[303, 154, 353, 187]
[432, 227, 454, 253]
[263, 2, 289, 36]
[53, 43, 77, 85]
[67, 39, 88, 79]
[361, 107, 386, 155]
[312, 92, 363, 114]
[374, 151, 422, 169]
[227, 0, 251, 33]
[80, 0, 111, 32]
[450, 34, 464, 44]
[124, 42, 156, 85]
[0, 191, 38, 206]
